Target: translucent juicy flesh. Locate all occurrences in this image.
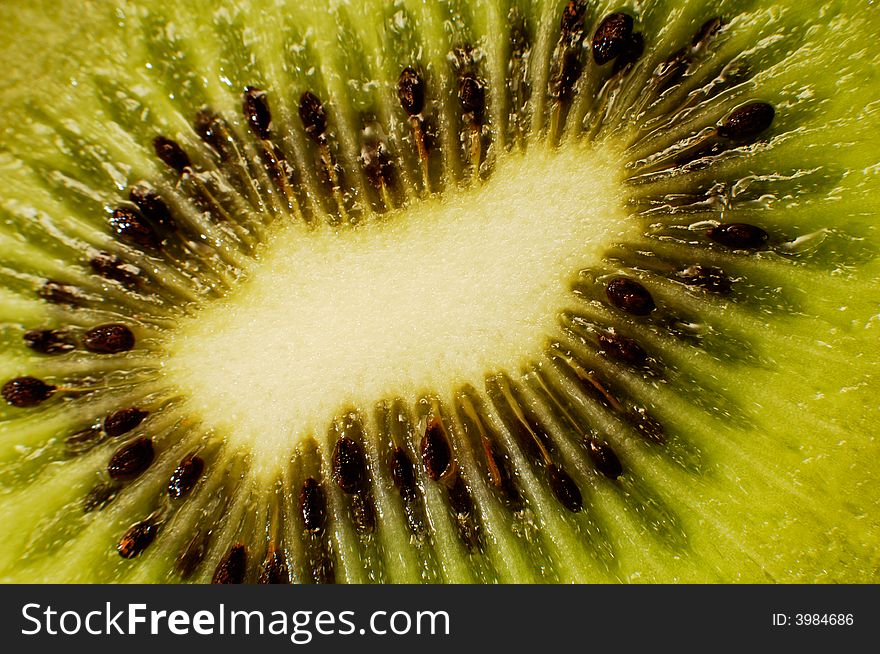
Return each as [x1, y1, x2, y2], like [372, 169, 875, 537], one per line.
[169, 144, 633, 475]
[0, 0, 878, 584]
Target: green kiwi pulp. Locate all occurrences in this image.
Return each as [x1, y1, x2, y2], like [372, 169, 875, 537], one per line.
[0, 0, 878, 583]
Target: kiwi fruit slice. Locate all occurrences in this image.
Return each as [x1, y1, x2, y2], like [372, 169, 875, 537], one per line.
[0, 0, 877, 584]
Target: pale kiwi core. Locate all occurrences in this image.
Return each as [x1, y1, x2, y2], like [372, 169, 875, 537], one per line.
[167, 143, 634, 475]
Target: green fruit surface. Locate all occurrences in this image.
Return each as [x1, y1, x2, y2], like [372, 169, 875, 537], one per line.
[0, 0, 877, 582]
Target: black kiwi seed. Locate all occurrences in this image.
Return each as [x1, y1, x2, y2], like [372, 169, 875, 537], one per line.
[654, 48, 689, 93]
[332, 437, 367, 494]
[298, 91, 327, 142]
[559, 0, 587, 42]
[550, 2, 588, 102]
[242, 86, 272, 139]
[361, 140, 394, 189]
[397, 67, 425, 116]
[82, 323, 135, 354]
[391, 447, 417, 500]
[89, 252, 140, 287]
[193, 108, 227, 155]
[587, 438, 623, 480]
[447, 475, 481, 550]
[300, 477, 327, 533]
[107, 437, 154, 481]
[103, 407, 148, 438]
[446, 475, 474, 516]
[129, 185, 176, 231]
[351, 492, 376, 535]
[673, 140, 726, 167]
[708, 223, 769, 249]
[23, 329, 76, 355]
[421, 419, 452, 481]
[212, 544, 247, 584]
[2, 376, 56, 407]
[677, 264, 733, 294]
[716, 101, 775, 141]
[548, 464, 582, 512]
[117, 518, 159, 559]
[692, 16, 724, 53]
[82, 482, 117, 513]
[592, 13, 635, 65]
[65, 426, 104, 453]
[258, 549, 290, 584]
[613, 31, 644, 75]
[458, 72, 486, 124]
[510, 13, 530, 59]
[485, 443, 522, 508]
[310, 550, 336, 585]
[605, 277, 656, 315]
[177, 531, 210, 579]
[598, 332, 648, 366]
[153, 136, 192, 174]
[38, 280, 81, 306]
[552, 49, 584, 101]
[109, 207, 162, 251]
[167, 454, 204, 499]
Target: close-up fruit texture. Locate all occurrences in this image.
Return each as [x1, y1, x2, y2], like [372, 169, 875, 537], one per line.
[0, 0, 877, 583]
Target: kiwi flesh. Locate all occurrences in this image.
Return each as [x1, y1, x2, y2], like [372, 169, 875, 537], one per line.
[0, 0, 878, 583]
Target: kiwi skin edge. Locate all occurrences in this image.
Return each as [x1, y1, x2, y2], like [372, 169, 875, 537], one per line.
[0, 0, 877, 584]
